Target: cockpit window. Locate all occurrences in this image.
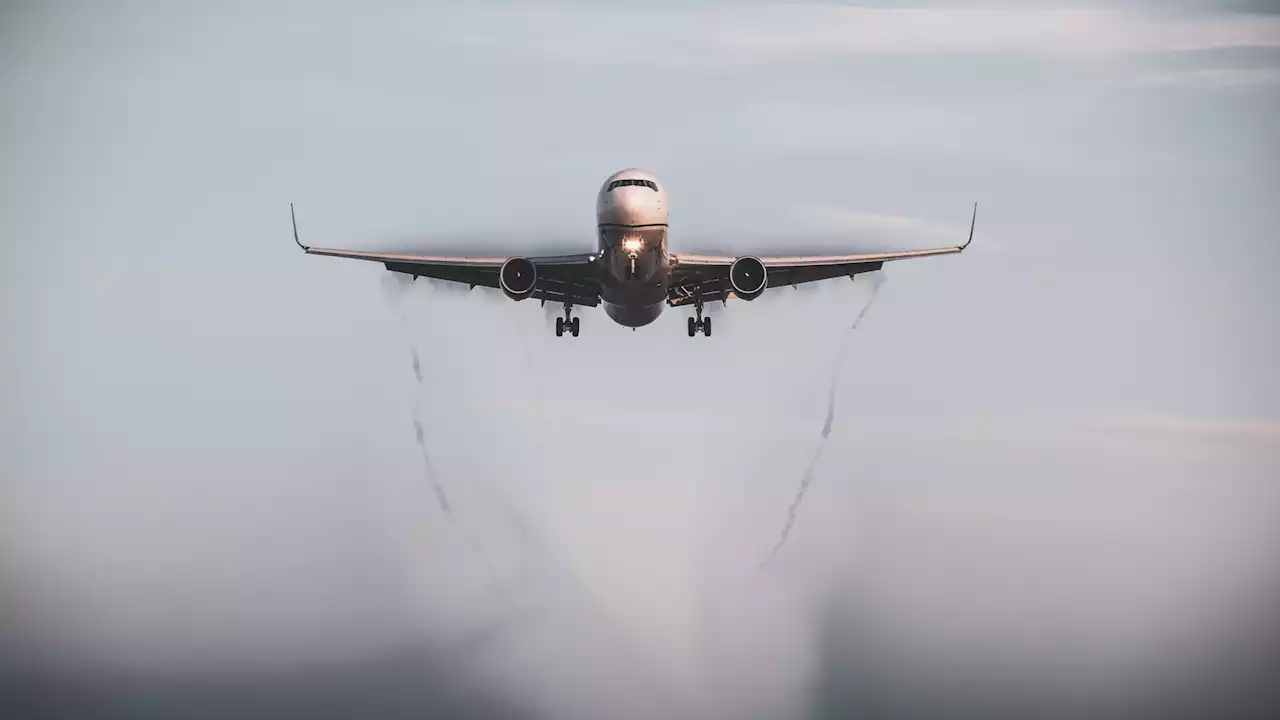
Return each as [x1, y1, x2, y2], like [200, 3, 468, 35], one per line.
[607, 179, 658, 192]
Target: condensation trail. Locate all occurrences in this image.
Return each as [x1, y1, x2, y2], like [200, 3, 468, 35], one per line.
[759, 273, 886, 569]
[406, 333, 509, 595]
[393, 288, 453, 514]
[407, 336, 509, 598]
[383, 275, 510, 599]
[413, 408, 452, 513]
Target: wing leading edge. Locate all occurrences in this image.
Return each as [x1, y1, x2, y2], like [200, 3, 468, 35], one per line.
[668, 203, 977, 306]
[291, 205, 600, 306]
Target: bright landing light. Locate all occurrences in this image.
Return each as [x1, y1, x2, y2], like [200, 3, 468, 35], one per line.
[622, 236, 643, 254]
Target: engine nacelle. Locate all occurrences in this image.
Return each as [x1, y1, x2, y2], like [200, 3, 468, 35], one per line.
[499, 257, 538, 301]
[729, 256, 768, 301]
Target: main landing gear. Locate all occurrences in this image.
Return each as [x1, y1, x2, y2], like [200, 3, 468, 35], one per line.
[687, 287, 711, 337]
[555, 301, 580, 337]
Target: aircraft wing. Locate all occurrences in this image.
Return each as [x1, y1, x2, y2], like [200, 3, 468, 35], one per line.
[668, 203, 976, 307]
[291, 205, 600, 307]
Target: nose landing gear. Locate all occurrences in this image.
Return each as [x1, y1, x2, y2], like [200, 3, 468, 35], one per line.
[555, 301, 580, 337]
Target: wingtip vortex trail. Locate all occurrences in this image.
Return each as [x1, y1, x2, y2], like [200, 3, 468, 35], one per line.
[759, 273, 886, 570]
[386, 280, 518, 603]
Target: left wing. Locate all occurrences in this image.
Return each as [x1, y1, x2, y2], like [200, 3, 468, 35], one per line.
[669, 203, 977, 306]
[291, 205, 600, 306]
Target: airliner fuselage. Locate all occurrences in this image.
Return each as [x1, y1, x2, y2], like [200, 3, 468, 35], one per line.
[594, 168, 671, 328]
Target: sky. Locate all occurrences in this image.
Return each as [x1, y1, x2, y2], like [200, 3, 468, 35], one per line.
[2, 1, 1279, 718]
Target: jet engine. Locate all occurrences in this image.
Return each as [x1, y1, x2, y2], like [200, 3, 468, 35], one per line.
[499, 257, 538, 301]
[729, 256, 768, 301]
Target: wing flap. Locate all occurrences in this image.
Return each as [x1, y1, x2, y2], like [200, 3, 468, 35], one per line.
[383, 260, 500, 288]
[534, 278, 602, 307]
[766, 260, 884, 287]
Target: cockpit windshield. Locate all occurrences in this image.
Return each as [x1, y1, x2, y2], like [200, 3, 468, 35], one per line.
[607, 178, 658, 192]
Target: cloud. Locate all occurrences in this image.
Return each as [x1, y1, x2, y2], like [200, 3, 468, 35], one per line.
[842, 411, 1280, 451]
[789, 205, 993, 251]
[1130, 67, 1280, 88]
[436, 6, 1280, 68]
[702, 7, 1280, 58]
[1086, 413, 1280, 442]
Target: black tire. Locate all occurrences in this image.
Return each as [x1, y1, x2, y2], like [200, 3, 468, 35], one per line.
[703, 316, 712, 337]
[556, 317, 564, 337]
[688, 317, 696, 337]
[571, 317, 580, 337]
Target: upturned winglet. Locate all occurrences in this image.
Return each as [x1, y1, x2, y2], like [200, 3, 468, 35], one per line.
[960, 202, 978, 251]
[291, 203, 310, 251]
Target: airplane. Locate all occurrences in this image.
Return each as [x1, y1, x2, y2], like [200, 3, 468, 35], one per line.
[292, 168, 976, 338]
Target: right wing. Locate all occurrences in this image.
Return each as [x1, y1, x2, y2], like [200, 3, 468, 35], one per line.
[291, 205, 600, 306]
[669, 203, 977, 306]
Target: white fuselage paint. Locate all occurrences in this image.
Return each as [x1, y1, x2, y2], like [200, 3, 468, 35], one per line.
[593, 169, 671, 328]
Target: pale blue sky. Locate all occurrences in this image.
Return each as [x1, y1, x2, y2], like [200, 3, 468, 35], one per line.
[3, 1, 1278, 717]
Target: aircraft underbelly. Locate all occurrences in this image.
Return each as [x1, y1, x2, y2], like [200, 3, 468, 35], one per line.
[604, 300, 664, 327]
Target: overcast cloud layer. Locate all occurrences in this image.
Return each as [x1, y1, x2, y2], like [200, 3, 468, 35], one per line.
[3, 1, 1279, 718]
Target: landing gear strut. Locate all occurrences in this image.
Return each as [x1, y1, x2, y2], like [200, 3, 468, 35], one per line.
[687, 286, 711, 337]
[555, 300, 580, 337]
